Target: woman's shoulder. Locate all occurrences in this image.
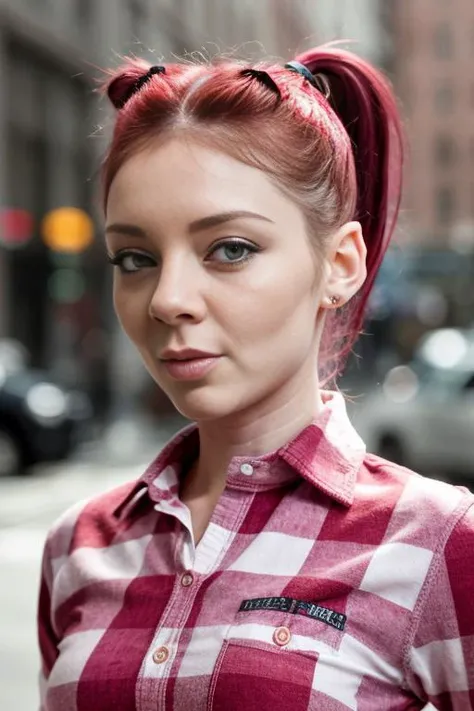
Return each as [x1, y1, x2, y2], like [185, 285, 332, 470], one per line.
[359, 451, 474, 543]
[42, 477, 146, 564]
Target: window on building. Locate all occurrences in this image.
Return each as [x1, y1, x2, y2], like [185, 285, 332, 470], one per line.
[6, 42, 94, 366]
[76, 0, 93, 25]
[433, 24, 453, 59]
[436, 187, 454, 226]
[435, 135, 456, 166]
[240, 9, 255, 44]
[434, 84, 454, 113]
[204, 0, 217, 38]
[222, 6, 234, 44]
[128, 0, 146, 39]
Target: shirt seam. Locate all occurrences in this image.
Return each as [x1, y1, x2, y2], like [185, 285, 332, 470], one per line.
[400, 495, 474, 691]
[41, 534, 61, 646]
[47, 502, 91, 641]
[281, 449, 355, 505]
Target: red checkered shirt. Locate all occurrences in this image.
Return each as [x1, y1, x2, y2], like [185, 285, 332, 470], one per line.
[38, 392, 474, 710]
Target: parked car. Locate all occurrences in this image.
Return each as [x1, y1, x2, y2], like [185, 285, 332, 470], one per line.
[0, 340, 92, 477]
[351, 328, 474, 483]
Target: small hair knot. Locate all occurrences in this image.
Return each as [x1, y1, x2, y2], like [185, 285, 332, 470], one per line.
[117, 65, 166, 109]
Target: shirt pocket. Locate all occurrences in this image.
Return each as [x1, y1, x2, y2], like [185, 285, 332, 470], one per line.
[207, 609, 341, 711]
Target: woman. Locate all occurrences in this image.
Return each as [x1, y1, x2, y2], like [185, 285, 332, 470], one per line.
[37, 47, 474, 710]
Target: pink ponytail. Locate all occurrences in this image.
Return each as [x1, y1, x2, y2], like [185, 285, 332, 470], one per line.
[297, 46, 403, 318]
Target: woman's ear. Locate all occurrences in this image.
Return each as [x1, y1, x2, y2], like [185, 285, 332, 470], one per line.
[320, 221, 367, 309]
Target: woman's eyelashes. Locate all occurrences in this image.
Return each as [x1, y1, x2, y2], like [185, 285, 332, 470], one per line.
[206, 237, 261, 266]
[106, 238, 261, 275]
[107, 250, 156, 274]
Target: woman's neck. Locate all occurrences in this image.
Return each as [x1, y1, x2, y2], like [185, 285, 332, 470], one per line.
[181, 382, 323, 501]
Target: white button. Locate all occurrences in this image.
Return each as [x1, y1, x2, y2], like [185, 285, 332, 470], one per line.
[181, 572, 194, 587]
[240, 463, 254, 476]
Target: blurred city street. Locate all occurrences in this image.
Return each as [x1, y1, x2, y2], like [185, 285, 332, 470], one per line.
[0, 414, 185, 710]
[0, 0, 472, 707]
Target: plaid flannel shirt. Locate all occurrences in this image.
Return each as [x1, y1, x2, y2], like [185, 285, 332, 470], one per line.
[38, 392, 474, 710]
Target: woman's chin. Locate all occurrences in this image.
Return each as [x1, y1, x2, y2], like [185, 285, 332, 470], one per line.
[166, 387, 239, 423]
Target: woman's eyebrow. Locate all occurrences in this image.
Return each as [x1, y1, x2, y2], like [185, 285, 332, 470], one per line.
[105, 211, 274, 239]
[188, 211, 275, 233]
[105, 223, 147, 237]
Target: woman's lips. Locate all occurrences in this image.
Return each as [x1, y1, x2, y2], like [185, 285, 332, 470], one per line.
[161, 356, 221, 381]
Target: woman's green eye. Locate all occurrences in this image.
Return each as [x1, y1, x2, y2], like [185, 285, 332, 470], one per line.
[208, 239, 259, 265]
[107, 251, 155, 274]
[107, 240, 260, 274]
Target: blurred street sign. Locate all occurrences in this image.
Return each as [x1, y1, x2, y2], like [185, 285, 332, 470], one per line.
[41, 207, 94, 253]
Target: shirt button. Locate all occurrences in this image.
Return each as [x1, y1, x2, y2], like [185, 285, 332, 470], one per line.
[240, 463, 254, 476]
[152, 646, 170, 664]
[181, 572, 194, 587]
[273, 626, 291, 647]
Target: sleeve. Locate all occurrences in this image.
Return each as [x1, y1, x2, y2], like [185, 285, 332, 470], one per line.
[37, 535, 60, 711]
[405, 502, 474, 710]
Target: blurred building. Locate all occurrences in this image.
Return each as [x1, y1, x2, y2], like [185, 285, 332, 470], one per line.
[305, 0, 390, 67]
[0, 0, 325, 418]
[0, 0, 184, 360]
[392, 0, 474, 247]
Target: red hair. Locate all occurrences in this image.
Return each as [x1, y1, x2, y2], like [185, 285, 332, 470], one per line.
[100, 47, 403, 384]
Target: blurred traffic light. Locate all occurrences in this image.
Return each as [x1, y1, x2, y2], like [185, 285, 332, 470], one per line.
[0, 208, 34, 248]
[41, 207, 94, 254]
[47, 268, 86, 304]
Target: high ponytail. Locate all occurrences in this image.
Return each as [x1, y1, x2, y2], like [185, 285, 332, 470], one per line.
[296, 46, 404, 334]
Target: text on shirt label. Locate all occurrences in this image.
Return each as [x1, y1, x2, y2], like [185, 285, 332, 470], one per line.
[239, 596, 347, 631]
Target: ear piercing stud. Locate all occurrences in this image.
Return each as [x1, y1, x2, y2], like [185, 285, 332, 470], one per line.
[328, 295, 341, 306]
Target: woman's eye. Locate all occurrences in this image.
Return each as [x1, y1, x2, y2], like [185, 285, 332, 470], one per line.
[107, 251, 155, 274]
[208, 239, 259, 265]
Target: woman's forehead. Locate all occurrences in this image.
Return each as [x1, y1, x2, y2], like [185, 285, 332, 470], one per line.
[106, 138, 306, 229]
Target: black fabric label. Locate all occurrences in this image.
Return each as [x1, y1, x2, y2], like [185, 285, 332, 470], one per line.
[239, 596, 346, 631]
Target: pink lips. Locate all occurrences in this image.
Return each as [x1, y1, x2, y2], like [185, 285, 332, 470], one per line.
[159, 348, 221, 381]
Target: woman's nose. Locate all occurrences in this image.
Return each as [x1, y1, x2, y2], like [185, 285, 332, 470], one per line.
[148, 256, 206, 325]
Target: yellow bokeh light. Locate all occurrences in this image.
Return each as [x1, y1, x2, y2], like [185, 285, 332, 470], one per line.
[41, 207, 94, 253]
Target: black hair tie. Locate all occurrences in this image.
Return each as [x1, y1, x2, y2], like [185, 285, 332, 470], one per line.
[118, 65, 166, 108]
[240, 68, 281, 99]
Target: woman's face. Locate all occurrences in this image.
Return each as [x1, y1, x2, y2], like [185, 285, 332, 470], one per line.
[105, 138, 325, 421]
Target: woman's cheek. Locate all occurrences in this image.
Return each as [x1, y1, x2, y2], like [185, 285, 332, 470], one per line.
[114, 291, 141, 341]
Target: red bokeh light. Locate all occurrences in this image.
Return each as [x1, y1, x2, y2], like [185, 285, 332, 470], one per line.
[0, 208, 34, 247]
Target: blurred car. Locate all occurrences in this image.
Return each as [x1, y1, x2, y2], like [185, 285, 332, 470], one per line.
[351, 328, 474, 481]
[0, 340, 92, 477]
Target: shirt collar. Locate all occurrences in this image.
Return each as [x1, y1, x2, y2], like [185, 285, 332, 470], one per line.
[112, 391, 365, 520]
